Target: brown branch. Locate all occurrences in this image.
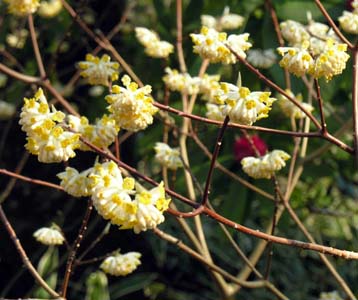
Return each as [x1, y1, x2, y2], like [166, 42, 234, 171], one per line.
[28, 14, 46, 79]
[0, 62, 39, 84]
[176, 0, 187, 73]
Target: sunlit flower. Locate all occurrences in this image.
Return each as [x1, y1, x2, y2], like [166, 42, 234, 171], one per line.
[0, 100, 16, 120]
[280, 20, 309, 45]
[89, 161, 137, 228]
[78, 54, 120, 86]
[278, 90, 314, 119]
[154, 142, 183, 170]
[310, 39, 350, 80]
[340, 10, 358, 35]
[277, 43, 314, 77]
[217, 83, 276, 125]
[190, 26, 251, 64]
[67, 114, 119, 151]
[162, 68, 200, 95]
[234, 135, 267, 162]
[57, 166, 94, 197]
[33, 226, 64, 246]
[4, 0, 40, 16]
[38, 0, 62, 18]
[205, 103, 226, 121]
[19, 88, 80, 163]
[247, 49, 276, 69]
[241, 150, 290, 179]
[105, 75, 158, 132]
[132, 182, 171, 233]
[100, 252, 141, 276]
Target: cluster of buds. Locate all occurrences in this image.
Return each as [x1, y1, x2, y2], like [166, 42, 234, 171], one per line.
[57, 161, 171, 234]
[339, 0, 358, 34]
[201, 6, 244, 31]
[277, 90, 314, 119]
[154, 142, 183, 170]
[100, 252, 141, 276]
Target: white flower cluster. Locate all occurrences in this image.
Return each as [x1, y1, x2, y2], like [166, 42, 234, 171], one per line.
[33, 226, 64, 246]
[241, 150, 291, 179]
[105, 75, 158, 132]
[19, 88, 80, 163]
[339, 0, 358, 34]
[278, 90, 313, 119]
[201, 6, 244, 31]
[100, 252, 141, 276]
[278, 19, 350, 80]
[246, 49, 277, 69]
[78, 54, 120, 86]
[212, 83, 276, 125]
[154, 142, 183, 170]
[135, 27, 174, 58]
[190, 26, 252, 64]
[4, 0, 40, 16]
[0, 100, 16, 120]
[38, 0, 62, 18]
[57, 161, 171, 234]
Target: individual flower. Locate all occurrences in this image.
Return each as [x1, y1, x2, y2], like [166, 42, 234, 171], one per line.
[78, 54, 120, 86]
[4, 0, 40, 16]
[201, 6, 244, 31]
[162, 68, 201, 95]
[33, 226, 64, 246]
[100, 252, 141, 276]
[19, 88, 80, 163]
[234, 135, 267, 162]
[105, 75, 158, 132]
[278, 90, 314, 119]
[217, 84, 276, 125]
[247, 49, 277, 69]
[67, 114, 119, 151]
[310, 39, 350, 81]
[338, 11, 358, 34]
[6, 29, 28, 49]
[132, 182, 171, 233]
[0, 100, 16, 120]
[135, 27, 174, 58]
[38, 0, 62, 18]
[241, 150, 290, 179]
[154, 142, 183, 170]
[198, 74, 221, 101]
[57, 166, 94, 197]
[277, 43, 314, 77]
[190, 26, 251, 64]
[205, 103, 226, 121]
[280, 20, 310, 45]
[89, 161, 138, 229]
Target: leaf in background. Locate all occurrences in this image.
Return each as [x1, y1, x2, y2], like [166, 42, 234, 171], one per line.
[32, 246, 58, 298]
[85, 271, 110, 300]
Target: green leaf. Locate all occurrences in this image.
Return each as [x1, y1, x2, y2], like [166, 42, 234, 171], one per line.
[33, 246, 59, 298]
[85, 271, 110, 300]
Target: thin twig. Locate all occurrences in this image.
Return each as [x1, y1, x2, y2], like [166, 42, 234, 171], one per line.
[0, 206, 62, 299]
[28, 14, 46, 79]
[314, 79, 327, 134]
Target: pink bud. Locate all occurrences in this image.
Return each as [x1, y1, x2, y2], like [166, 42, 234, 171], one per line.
[234, 135, 267, 162]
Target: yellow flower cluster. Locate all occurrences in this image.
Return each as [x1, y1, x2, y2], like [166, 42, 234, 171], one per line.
[58, 161, 171, 233]
[100, 252, 141, 276]
[339, 0, 358, 34]
[214, 83, 276, 125]
[135, 27, 174, 58]
[78, 54, 120, 86]
[33, 226, 64, 246]
[278, 18, 350, 80]
[67, 114, 119, 151]
[105, 75, 158, 132]
[241, 150, 291, 179]
[190, 26, 252, 64]
[19, 88, 80, 163]
[4, 0, 40, 16]
[154, 142, 183, 170]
